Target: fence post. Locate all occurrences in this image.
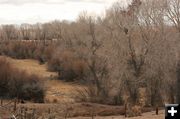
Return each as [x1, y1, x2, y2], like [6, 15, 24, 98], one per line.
[14, 98, 17, 112]
[1, 99, 3, 106]
[125, 103, 127, 117]
[32, 108, 36, 119]
[48, 108, 51, 114]
[156, 106, 159, 115]
[91, 107, 94, 119]
[24, 107, 27, 119]
[20, 107, 23, 119]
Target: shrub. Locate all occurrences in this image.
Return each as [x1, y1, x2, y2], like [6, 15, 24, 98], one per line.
[0, 57, 12, 97]
[0, 57, 45, 102]
[76, 85, 120, 105]
[48, 50, 87, 81]
[20, 74, 45, 103]
[0, 41, 55, 64]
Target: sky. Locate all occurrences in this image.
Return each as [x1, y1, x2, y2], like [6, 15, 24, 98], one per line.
[0, 0, 131, 24]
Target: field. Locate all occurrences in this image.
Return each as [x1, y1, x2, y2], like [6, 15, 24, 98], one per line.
[10, 58, 77, 103]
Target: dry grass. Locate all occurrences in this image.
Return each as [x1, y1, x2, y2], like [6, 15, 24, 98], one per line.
[7, 57, 83, 103]
[45, 80, 82, 103]
[10, 58, 57, 78]
[69, 110, 164, 119]
[1, 102, 164, 119]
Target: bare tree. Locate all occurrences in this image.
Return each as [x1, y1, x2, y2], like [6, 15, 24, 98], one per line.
[103, 0, 177, 106]
[165, 0, 180, 103]
[104, 0, 145, 104]
[20, 24, 31, 40]
[1, 25, 18, 40]
[74, 15, 111, 103]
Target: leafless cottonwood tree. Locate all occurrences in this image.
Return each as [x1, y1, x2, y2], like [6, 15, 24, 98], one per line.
[1, 25, 18, 40]
[87, 17, 109, 100]
[50, 20, 64, 41]
[20, 24, 31, 40]
[73, 15, 111, 103]
[137, 0, 176, 105]
[104, 0, 147, 105]
[103, 0, 177, 106]
[34, 23, 44, 41]
[165, 0, 180, 103]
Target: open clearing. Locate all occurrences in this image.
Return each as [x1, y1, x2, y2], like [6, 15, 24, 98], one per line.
[2, 57, 165, 119]
[9, 57, 79, 103]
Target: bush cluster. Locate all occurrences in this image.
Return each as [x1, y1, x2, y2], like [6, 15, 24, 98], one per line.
[0, 41, 54, 64]
[0, 57, 45, 103]
[0, 41, 87, 82]
[48, 50, 88, 81]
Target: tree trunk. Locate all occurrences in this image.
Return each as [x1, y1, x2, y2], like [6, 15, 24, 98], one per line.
[177, 61, 180, 103]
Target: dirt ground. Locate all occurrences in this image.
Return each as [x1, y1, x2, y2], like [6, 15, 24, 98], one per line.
[69, 110, 164, 119]
[1, 57, 165, 119]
